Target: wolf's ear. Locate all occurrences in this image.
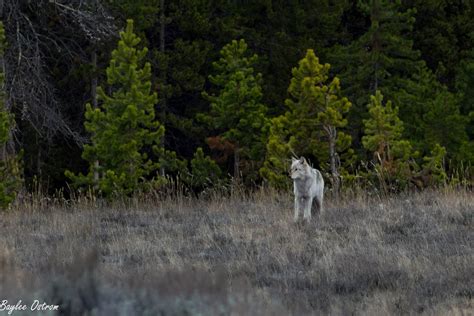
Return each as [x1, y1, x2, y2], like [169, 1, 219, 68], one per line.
[292, 157, 297, 162]
[300, 157, 307, 164]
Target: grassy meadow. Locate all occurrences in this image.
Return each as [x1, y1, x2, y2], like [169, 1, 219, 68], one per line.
[0, 188, 472, 315]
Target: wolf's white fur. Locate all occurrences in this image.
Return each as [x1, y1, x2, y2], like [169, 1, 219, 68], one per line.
[290, 157, 324, 222]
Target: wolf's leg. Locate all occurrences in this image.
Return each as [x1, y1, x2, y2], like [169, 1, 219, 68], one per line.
[304, 197, 312, 222]
[294, 196, 300, 222]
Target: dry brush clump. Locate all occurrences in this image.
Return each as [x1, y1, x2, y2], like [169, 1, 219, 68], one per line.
[0, 188, 472, 315]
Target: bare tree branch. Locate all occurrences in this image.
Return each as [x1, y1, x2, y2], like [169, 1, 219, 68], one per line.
[1, 0, 116, 145]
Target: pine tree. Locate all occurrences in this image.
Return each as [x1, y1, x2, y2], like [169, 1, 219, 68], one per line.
[422, 143, 447, 186]
[393, 64, 439, 146]
[455, 58, 474, 165]
[405, 0, 474, 85]
[329, 0, 423, 151]
[106, 0, 213, 169]
[106, 0, 160, 32]
[185, 147, 221, 191]
[362, 90, 414, 189]
[199, 39, 268, 182]
[331, 0, 470, 171]
[148, 0, 215, 169]
[222, 0, 349, 109]
[0, 21, 21, 209]
[261, 49, 352, 192]
[396, 64, 471, 164]
[260, 114, 293, 188]
[456, 59, 474, 137]
[332, 1, 421, 101]
[423, 90, 468, 160]
[66, 20, 165, 196]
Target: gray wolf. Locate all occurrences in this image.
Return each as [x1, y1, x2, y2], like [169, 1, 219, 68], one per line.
[290, 157, 324, 222]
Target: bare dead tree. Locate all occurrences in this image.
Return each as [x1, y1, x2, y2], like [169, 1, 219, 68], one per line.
[1, 0, 116, 146]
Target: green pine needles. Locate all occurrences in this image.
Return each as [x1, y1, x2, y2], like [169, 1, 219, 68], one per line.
[66, 20, 165, 197]
[362, 90, 452, 189]
[199, 39, 268, 182]
[261, 49, 352, 190]
[185, 147, 221, 191]
[362, 90, 416, 189]
[362, 90, 411, 164]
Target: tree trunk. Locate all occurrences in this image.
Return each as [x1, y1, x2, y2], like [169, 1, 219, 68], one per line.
[327, 125, 340, 198]
[36, 134, 42, 179]
[371, 0, 380, 93]
[0, 44, 6, 163]
[159, 0, 166, 177]
[233, 144, 240, 182]
[91, 48, 99, 186]
[91, 49, 97, 107]
[0, 1, 7, 162]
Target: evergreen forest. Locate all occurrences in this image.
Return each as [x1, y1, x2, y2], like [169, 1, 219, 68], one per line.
[0, 0, 473, 202]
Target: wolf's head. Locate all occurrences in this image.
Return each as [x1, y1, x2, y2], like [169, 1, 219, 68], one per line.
[290, 157, 309, 180]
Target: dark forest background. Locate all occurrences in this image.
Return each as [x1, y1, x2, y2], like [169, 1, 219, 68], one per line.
[0, 0, 473, 200]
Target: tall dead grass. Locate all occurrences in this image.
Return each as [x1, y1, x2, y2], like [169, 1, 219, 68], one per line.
[0, 188, 472, 315]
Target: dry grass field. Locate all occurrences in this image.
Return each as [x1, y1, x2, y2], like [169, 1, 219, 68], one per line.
[0, 188, 473, 315]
